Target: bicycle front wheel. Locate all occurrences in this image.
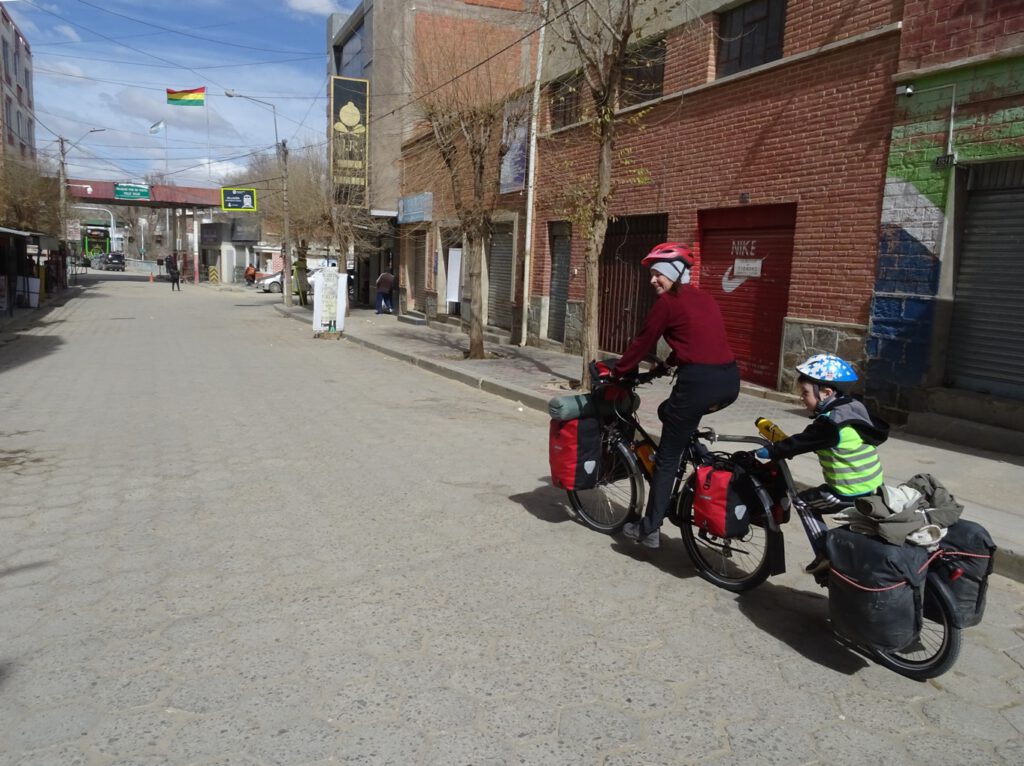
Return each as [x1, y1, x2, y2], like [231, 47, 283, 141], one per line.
[568, 439, 644, 534]
[871, 578, 962, 680]
[677, 476, 772, 592]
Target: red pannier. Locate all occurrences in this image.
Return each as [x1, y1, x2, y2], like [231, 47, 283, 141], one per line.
[691, 461, 753, 539]
[549, 417, 602, 491]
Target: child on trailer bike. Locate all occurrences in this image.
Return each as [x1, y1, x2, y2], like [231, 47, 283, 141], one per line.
[755, 354, 890, 577]
[610, 242, 740, 549]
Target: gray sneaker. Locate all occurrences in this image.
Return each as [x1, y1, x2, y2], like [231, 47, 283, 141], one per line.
[622, 522, 660, 549]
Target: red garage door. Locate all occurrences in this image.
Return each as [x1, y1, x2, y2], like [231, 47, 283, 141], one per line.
[699, 205, 795, 388]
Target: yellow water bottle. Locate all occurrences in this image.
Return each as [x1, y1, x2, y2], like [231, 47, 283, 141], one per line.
[755, 417, 788, 442]
[635, 441, 656, 473]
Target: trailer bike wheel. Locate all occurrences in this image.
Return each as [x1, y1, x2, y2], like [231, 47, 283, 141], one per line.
[568, 439, 644, 534]
[871, 577, 962, 680]
[677, 476, 772, 592]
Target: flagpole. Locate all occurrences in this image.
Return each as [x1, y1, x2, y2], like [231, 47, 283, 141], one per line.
[164, 124, 169, 177]
[205, 102, 212, 181]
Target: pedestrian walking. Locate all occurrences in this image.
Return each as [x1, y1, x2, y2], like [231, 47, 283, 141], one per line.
[375, 268, 394, 314]
[167, 252, 181, 291]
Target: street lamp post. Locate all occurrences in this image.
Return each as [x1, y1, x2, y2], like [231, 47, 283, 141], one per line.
[58, 128, 105, 281]
[225, 89, 292, 306]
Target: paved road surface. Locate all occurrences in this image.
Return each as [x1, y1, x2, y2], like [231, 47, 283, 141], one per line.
[1, 274, 1023, 765]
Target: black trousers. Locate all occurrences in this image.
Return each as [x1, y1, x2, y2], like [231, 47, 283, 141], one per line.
[637, 362, 740, 537]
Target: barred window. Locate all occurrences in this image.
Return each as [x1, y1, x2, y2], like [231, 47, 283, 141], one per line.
[621, 38, 666, 109]
[550, 74, 581, 130]
[717, 0, 787, 78]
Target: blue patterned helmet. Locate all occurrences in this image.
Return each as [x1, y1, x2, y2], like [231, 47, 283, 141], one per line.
[796, 354, 858, 390]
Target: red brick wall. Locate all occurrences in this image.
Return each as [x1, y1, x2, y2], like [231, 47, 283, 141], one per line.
[900, 0, 1024, 71]
[533, 31, 900, 325]
[463, 0, 527, 10]
[784, 0, 900, 54]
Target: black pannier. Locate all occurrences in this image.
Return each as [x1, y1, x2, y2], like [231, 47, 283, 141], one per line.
[826, 527, 930, 652]
[937, 520, 996, 628]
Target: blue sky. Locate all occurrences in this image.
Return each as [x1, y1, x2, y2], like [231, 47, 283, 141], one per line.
[8, 0, 353, 187]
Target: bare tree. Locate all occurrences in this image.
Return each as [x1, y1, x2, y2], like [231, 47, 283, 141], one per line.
[548, 0, 683, 387]
[0, 157, 60, 233]
[410, 16, 533, 358]
[288, 143, 387, 262]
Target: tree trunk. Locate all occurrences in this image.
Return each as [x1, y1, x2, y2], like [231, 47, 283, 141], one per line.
[581, 114, 616, 389]
[465, 229, 485, 359]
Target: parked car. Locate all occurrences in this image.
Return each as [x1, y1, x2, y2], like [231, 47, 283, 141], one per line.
[256, 271, 283, 293]
[105, 253, 126, 272]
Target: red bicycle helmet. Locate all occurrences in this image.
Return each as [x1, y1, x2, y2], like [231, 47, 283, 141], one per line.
[641, 242, 694, 269]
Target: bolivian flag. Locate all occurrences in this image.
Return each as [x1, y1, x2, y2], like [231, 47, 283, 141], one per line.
[166, 87, 206, 106]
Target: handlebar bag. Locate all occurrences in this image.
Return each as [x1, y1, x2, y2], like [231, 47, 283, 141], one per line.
[937, 519, 996, 628]
[549, 417, 602, 491]
[826, 527, 928, 651]
[692, 461, 754, 539]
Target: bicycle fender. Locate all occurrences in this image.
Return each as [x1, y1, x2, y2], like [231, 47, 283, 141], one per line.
[767, 528, 787, 576]
[925, 569, 968, 630]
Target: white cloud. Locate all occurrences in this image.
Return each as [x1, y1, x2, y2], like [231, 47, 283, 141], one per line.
[287, 0, 341, 15]
[54, 24, 82, 43]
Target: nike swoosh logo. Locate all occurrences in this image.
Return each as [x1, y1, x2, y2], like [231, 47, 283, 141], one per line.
[722, 265, 748, 293]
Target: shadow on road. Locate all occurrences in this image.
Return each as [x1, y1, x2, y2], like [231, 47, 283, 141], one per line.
[508, 481, 573, 524]
[609, 533, 700, 580]
[735, 581, 870, 674]
[0, 560, 52, 580]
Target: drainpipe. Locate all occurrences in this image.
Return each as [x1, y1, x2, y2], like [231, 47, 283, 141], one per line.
[519, 0, 548, 346]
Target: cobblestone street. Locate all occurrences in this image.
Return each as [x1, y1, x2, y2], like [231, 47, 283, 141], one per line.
[1, 275, 1023, 765]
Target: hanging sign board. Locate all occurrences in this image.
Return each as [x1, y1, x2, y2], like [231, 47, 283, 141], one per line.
[221, 188, 257, 211]
[114, 183, 151, 201]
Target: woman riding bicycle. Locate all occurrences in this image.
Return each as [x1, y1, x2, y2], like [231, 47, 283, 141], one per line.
[613, 242, 740, 548]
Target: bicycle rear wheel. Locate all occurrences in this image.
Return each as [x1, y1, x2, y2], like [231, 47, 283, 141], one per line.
[871, 577, 962, 680]
[677, 475, 772, 592]
[568, 439, 644, 534]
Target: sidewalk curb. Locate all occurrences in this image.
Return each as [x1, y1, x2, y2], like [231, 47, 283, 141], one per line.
[273, 304, 1024, 583]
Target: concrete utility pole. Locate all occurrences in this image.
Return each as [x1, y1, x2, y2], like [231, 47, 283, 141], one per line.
[280, 138, 291, 307]
[58, 129, 105, 280]
[225, 90, 291, 306]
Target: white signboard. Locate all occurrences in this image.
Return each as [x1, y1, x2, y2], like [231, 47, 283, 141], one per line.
[66, 219, 81, 240]
[311, 267, 347, 333]
[446, 248, 462, 304]
[733, 258, 763, 278]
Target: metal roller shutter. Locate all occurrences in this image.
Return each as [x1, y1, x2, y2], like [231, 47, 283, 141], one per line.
[946, 162, 1024, 399]
[699, 205, 795, 388]
[598, 214, 667, 354]
[548, 225, 571, 342]
[488, 225, 514, 330]
[412, 230, 427, 312]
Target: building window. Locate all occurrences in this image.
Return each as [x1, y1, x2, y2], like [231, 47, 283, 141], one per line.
[16, 109, 21, 138]
[4, 96, 11, 133]
[2, 40, 9, 82]
[717, 0, 787, 78]
[620, 37, 666, 109]
[337, 19, 370, 78]
[13, 49, 18, 79]
[550, 73, 582, 130]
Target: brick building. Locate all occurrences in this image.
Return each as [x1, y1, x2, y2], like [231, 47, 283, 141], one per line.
[395, 0, 538, 335]
[330, 0, 537, 325]
[530, 0, 904, 391]
[867, 0, 1024, 434]
[0, 5, 34, 162]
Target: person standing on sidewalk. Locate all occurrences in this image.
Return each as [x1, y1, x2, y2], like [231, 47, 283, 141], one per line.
[613, 242, 740, 549]
[375, 268, 394, 314]
[167, 252, 181, 291]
